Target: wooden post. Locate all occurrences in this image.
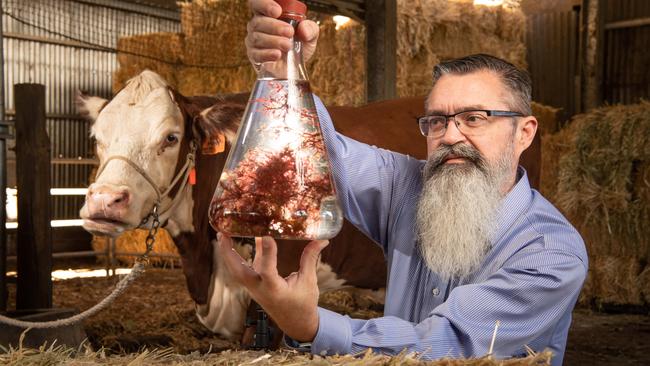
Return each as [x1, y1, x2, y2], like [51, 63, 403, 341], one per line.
[365, 0, 397, 102]
[15, 84, 52, 310]
[0, 3, 7, 312]
[582, 0, 604, 110]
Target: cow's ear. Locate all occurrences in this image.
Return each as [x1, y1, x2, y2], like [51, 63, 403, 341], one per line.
[195, 101, 245, 145]
[75, 90, 108, 121]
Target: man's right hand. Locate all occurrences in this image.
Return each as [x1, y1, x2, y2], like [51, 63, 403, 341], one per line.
[246, 0, 320, 69]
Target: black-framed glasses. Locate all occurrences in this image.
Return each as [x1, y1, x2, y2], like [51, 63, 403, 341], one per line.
[416, 110, 524, 138]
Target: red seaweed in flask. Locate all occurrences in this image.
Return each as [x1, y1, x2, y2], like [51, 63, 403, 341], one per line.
[209, 0, 342, 240]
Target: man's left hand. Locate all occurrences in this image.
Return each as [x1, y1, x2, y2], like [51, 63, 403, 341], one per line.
[217, 233, 329, 342]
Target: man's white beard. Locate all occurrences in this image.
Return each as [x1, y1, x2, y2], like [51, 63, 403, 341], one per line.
[416, 142, 513, 279]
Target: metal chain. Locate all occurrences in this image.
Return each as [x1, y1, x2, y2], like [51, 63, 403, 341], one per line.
[141, 204, 160, 263]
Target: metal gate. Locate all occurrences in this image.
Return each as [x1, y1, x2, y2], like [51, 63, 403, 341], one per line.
[1, 0, 180, 221]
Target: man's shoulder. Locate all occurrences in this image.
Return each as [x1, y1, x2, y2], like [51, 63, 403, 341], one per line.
[522, 190, 588, 266]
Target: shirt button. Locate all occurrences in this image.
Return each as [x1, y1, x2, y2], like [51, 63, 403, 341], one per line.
[432, 287, 440, 296]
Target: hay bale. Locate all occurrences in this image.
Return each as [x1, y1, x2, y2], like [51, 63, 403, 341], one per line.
[540, 124, 576, 200]
[91, 228, 179, 266]
[580, 256, 645, 307]
[308, 18, 366, 106]
[116, 0, 524, 105]
[181, 31, 248, 68]
[179, 0, 249, 38]
[177, 65, 255, 96]
[552, 101, 650, 306]
[113, 32, 182, 92]
[396, 0, 526, 98]
[532, 101, 561, 136]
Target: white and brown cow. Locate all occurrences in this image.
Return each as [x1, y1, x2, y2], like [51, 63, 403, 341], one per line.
[77, 70, 387, 340]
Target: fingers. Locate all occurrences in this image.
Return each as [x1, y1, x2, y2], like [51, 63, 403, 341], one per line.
[254, 236, 279, 281]
[217, 232, 260, 287]
[298, 240, 329, 282]
[245, 27, 291, 63]
[246, 16, 294, 64]
[295, 20, 319, 44]
[247, 15, 294, 38]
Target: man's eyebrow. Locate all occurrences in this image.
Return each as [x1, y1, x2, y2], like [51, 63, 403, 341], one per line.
[424, 105, 490, 115]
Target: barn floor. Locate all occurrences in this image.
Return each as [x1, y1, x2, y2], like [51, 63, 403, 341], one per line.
[4, 268, 650, 365]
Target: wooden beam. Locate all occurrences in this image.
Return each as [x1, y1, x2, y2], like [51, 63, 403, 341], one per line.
[365, 0, 397, 102]
[304, 0, 365, 21]
[15, 84, 53, 310]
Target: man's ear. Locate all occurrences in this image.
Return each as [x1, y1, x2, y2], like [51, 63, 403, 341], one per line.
[517, 116, 538, 152]
[75, 90, 108, 121]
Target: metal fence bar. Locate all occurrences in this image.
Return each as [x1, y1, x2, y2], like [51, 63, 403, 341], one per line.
[6, 251, 181, 261]
[605, 17, 650, 30]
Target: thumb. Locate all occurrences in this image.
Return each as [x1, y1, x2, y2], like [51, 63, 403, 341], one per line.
[298, 240, 329, 282]
[296, 20, 319, 62]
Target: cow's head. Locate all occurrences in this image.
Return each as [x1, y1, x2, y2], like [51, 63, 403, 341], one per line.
[78, 70, 239, 237]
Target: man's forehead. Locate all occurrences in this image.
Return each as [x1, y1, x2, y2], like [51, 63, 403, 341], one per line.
[425, 71, 511, 113]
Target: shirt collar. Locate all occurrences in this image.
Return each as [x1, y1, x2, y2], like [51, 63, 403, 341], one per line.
[491, 166, 534, 244]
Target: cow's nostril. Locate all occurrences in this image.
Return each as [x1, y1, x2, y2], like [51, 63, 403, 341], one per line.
[108, 191, 130, 208]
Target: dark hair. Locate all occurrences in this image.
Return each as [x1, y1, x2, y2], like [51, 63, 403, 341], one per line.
[432, 54, 532, 115]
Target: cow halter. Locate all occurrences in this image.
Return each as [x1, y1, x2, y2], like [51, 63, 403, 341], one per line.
[94, 138, 198, 226]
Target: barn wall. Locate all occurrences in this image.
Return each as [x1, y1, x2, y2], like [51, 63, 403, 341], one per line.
[1, 0, 180, 221]
[602, 0, 650, 105]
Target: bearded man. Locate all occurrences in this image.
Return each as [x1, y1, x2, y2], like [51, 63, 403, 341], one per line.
[217, 1, 588, 365]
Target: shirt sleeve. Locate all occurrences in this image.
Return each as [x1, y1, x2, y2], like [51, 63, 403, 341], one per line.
[314, 96, 421, 250]
[311, 248, 587, 359]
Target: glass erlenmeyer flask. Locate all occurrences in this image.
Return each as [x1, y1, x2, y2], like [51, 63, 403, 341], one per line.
[209, 0, 343, 240]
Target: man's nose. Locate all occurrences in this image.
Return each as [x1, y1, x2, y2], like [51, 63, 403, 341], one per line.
[439, 118, 467, 145]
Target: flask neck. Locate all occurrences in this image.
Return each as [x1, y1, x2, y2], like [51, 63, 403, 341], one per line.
[258, 15, 308, 81]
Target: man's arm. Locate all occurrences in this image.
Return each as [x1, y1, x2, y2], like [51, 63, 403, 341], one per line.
[315, 96, 422, 248]
[311, 248, 587, 359]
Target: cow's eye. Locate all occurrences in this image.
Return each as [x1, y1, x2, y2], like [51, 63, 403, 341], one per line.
[164, 134, 179, 146]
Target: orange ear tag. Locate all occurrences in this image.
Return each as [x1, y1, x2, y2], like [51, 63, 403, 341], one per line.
[202, 133, 226, 155]
[188, 168, 196, 185]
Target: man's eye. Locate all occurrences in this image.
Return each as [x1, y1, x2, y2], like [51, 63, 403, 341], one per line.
[465, 114, 487, 123]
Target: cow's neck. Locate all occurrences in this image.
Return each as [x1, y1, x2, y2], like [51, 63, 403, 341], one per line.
[163, 186, 194, 236]
[166, 150, 227, 305]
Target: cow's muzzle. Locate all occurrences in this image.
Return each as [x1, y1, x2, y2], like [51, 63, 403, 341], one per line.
[81, 183, 133, 236]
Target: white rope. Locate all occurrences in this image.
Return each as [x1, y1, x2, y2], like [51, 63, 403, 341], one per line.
[0, 262, 145, 329]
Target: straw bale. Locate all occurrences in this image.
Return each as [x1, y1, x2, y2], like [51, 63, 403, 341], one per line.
[116, 0, 524, 106]
[177, 65, 255, 96]
[179, 0, 250, 38]
[551, 101, 650, 306]
[579, 256, 645, 306]
[0, 345, 553, 365]
[113, 32, 182, 92]
[539, 125, 576, 200]
[91, 229, 179, 266]
[308, 18, 366, 106]
[396, 0, 526, 98]
[532, 101, 561, 136]
[640, 265, 650, 304]
[181, 31, 248, 68]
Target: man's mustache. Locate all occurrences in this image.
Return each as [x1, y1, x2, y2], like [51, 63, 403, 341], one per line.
[424, 143, 487, 178]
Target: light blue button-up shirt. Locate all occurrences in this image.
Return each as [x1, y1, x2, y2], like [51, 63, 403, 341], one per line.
[310, 97, 588, 366]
